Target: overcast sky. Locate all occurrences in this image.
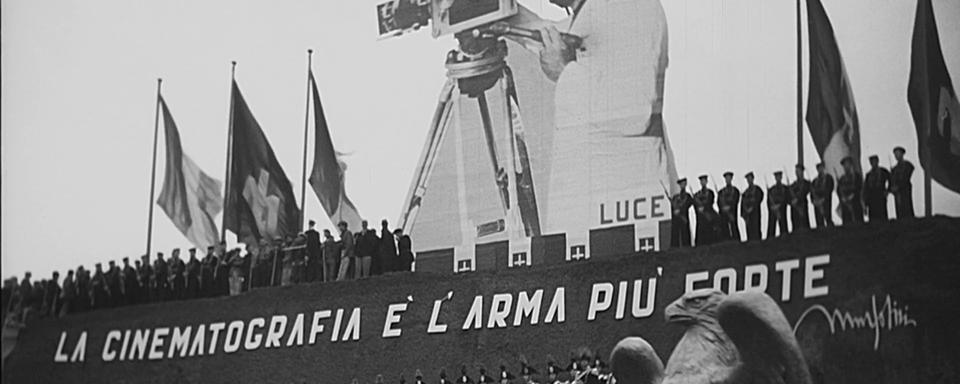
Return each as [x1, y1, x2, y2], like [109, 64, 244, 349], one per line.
[3, 0, 959, 279]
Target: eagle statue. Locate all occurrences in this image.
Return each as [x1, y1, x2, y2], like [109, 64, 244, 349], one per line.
[610, 289, 812, 384]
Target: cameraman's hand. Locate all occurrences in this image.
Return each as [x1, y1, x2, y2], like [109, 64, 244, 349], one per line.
[538, 25, 572, 82]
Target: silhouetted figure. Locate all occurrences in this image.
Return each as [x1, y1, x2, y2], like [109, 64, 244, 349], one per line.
[357, 220, 379, 278]
[890, 146, 915, 219]
[90, 263, 109, 310]
[789, 164, 812, 232]
[692, 175, 721, 246]
[59, 270, 75, 317]
[767, 171, 790, 238]
[337, 221, 355, 281]
[75, 266, 90, 312]
[122, 257, 138, 305]
[168, 249, 186, 300]
[378, 219, 398, 273]
[43, 271, 61, 317]
[811, 162, 835, 228]
[153, 252, 169, 302]
[670, 178, 694, 247]
[185, 248, 201, 299]
[106, 261, 123, 307]
[138, 255, 153, 303]
[864, 155, 890, 223]
[322, 229, 340, 282]
[395, 229, 414, 272]
[741, 172, 764, 242]
[717, 172, 741, 241]
[304, 220, 322, 282]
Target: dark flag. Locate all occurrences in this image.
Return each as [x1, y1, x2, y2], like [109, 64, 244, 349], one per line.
[224, 81, 300, 243]
[306, 70, 362, 230]
[156, 96, 223, 247]
[908, 0, 960, 194]
[805, 0, 862, 179]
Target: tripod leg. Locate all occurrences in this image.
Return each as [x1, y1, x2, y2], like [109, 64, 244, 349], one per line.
[477, 93, 510, 210]
[502, 66, 542, 236]
[398, 80, 456, 233]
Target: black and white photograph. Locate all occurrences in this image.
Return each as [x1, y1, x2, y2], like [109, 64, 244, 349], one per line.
[2, 0, 960, 382]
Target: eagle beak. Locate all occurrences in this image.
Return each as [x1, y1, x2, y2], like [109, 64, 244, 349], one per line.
[664, 301, 693, 324]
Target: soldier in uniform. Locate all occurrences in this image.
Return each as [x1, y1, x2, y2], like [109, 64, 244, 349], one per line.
[767, 171, 790, 238]
[669, 178, 694, 247]
[168, 248, 186, 300]
[890, 146, 915, 219]
[717, 171, 741, 241]
[740, 172, 764, 242]
[90, 263, 109, 310]
[811, 162, 835, 228]
[106, 260, 123, 307]
[185, 248, 201, 299]
[788, 164, 812, 232]
[138, 254, 153, 303]
[863, 155, 891, 222]
[692, 175, 720, 246]
[122, 257, 138, 305]
[837, 156, 864, 224]
[153, 252, 169, 302]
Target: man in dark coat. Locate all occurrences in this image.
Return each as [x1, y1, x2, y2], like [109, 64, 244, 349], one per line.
[811, 162, 835, 228]
[185, 248, 201, 299]
[863, 155, 890, 223]
[394, 229, 414, 272]
[378, 219, 398, 274]
[837, 156, 864, 225]
[889, 146, 915, 219]
[201, 248, 216, 297]
[75, 266, 90, 312]
[356, 220, 379, 278]
[669, 178, 694, 247]
[59, 270, 75, 317]
[90, 263, 109, 310]
[740, 172, 764, 242]
[106, 261, 123, 307]
[122, 257, 139, 305]
[692, 175, 720, 246]
[304, 220, 322, 282]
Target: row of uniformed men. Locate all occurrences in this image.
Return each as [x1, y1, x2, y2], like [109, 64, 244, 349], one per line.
[669, 146, 916, 247]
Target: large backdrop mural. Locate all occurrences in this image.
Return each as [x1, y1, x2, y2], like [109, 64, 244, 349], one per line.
[3, 217, 958, 383]
[396, 0, 678, 274]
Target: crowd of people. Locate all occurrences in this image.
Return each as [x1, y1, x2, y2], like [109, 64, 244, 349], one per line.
[669, 146, 916, 247]
[350, 350, 613, 384]
[1, 219, 414, 322]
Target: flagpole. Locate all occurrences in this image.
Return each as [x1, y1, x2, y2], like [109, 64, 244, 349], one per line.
[146, 78, 163, 257]
[796, 0, 804, 166]
[925, 152, 932, 217]
[222, 61, 237, 241]
[300, 49, 314, 230]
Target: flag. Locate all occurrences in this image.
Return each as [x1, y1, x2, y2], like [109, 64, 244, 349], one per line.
[805, 0, 861, 178]
[223, 81, 301, 242]
[908, 0, 960, 194]
[156, 96, 223, 247]
[307, 70, 363, 231]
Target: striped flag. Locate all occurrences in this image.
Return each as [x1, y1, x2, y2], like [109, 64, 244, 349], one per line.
[156, 96, 223, 247]
[908, 0, 960, 194]
[805, 0, 861, 177]
[307, 70, 363, 230]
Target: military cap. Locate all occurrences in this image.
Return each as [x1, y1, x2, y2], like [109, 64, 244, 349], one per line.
[744, 172, 755, 178]
[677, 177, 687, 184]
[869, 154, 879, 161]
[773, 171, 783, 177]
[893, 146, 906, 154]
[123, 257, 129, 262]
[698, 174, 709, 180]
[723, 171, 733, 177]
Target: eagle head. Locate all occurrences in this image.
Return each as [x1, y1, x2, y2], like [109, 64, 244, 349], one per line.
[664, 288, 726, 326]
